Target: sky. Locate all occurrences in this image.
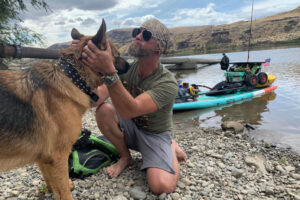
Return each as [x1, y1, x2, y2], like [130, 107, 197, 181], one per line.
[20, 0, 300, 47]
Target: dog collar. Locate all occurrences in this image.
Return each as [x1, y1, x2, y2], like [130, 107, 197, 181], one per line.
[57, 56, 99, 102]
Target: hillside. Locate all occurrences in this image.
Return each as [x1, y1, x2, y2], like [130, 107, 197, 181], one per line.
[109, 6, 300, 56]
[49, 6, 300, 56]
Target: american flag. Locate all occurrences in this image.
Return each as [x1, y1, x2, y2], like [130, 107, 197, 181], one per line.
[262, 58, 271, 66]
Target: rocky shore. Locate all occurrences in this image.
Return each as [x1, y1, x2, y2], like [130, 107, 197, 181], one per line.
[0, 109, 300, 200]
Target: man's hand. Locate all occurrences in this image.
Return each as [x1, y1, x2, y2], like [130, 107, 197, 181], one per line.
[82, 40, 117, 75]
[72, 40, 80, 47]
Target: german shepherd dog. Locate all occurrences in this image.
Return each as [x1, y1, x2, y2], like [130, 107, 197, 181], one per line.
[0, 19, 128, 200]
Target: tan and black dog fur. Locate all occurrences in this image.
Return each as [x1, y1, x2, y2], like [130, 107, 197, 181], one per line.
[0, 19, 126, 200]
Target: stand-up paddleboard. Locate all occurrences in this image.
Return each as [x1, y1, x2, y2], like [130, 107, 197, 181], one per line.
[173, 85, 277, 111]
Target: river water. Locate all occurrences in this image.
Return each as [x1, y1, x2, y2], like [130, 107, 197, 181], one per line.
[171, 47, 300, 152]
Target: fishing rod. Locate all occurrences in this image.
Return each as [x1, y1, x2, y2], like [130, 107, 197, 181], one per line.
[247, 0, 255, 62]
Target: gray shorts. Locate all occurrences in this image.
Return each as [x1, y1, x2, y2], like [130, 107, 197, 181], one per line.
[117, 113, 175, 174]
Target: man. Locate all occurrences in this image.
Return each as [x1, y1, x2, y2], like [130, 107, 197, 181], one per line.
[80, 18, 187, 194]
[177, 83, 187, 103]
[220, 52, 229, 70]
[189, 84, 201, 101]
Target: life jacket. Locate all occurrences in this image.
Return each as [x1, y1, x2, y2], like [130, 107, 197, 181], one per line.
[189, 86, 196, 95]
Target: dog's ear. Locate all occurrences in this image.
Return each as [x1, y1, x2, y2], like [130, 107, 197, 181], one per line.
[91, 19, 107, 50]
[71, 28, 84, 40]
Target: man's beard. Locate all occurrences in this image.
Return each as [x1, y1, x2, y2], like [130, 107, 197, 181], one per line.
[128, 42, 154, 58]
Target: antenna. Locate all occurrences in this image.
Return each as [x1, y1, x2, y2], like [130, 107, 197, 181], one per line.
[247, 0, 254, 62]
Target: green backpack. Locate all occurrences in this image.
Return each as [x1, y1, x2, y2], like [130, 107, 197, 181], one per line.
[68, 129, 120, 179]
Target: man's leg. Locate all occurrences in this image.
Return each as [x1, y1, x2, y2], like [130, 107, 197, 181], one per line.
[146, 140, 186, 194]
[95, 103, 133, 178]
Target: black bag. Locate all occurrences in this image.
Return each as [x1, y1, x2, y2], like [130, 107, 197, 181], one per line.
[220, 55, 229, 70]
[68, 129, 120, 179]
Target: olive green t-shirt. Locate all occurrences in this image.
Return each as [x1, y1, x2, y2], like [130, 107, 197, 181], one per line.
[119, 61, 178, 133]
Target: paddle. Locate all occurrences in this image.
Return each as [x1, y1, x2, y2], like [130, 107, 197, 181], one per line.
[196, 84, 212, 90]
[176, 84, 213, 101]
[175, 90, 210, 100]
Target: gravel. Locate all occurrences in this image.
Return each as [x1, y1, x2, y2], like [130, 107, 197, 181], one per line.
[1, 108, 300, 200]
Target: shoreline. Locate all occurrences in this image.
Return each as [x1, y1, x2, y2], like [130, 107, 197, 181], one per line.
[0, 109, 299, 199]
[166, 44, 300, 57]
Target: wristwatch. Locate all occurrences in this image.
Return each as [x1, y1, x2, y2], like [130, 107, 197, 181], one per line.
[103, 72, 119, 87]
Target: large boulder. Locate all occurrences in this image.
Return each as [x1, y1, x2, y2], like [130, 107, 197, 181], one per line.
[221, 121, 244, 134]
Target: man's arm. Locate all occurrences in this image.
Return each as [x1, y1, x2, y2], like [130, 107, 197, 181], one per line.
[106, 80, 158, 120]
[90, 84, 110, 108]
[82, 40, 158, 119]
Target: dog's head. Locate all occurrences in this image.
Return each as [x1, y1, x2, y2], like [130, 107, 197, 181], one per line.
[61, 19, 130, 90]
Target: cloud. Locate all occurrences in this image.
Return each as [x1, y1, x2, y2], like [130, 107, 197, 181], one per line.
[47, 0, 118, 11]
[20, 1, 117, 23]
[109, 0, 165, 11]
[240, 0, 300, 18]
[167, 3, 242, 27]
[54, 21, 66, 26]
[112, 15, 156, 27]
[21, 8, 105, 46]
[81, 18, 97, 26]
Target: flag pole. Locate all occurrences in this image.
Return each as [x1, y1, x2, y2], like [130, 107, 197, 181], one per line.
[247, 0, 254, 62]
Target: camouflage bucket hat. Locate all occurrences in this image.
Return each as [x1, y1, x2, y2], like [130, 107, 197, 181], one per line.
[141, 18, 170, 55]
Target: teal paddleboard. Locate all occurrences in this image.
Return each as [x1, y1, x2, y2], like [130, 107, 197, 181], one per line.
[173, 85, 277, 111]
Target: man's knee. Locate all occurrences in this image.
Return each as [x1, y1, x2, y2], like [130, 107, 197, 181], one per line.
[95, 103, 116, 125]
[147, 173, 177, 194]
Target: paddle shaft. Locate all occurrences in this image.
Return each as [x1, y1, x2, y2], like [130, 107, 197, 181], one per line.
[196, 84, 212, 90]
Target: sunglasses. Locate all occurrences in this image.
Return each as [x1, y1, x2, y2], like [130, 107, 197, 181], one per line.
[132, 28, 152, 41]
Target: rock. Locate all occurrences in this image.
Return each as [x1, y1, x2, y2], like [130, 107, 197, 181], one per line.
[211, 153, 223, 159]
[286, 188, 300, 200]
[181, 178, 192, 186]
[127, 179, 135, 186]
[177, 181, 185, 189]
[276, 165, 286, 174]
[291, 173, 300, 180]
[94, 192, 100, 199]
[221, 121, 244, 134]
[112, 195, 127, 200]
[129, 187, 146, 199]
[171, 192, 181, 200]
[265, 187, 274, 195]
[224, 131, 233, 137]
[244, 154, 267, 174]
[11, 190, 19, 196]
[286, 166, 296, 173]
[206, 166, 214, 173]
[32, 180, 40, 186]
[237, 194, 244, 200]
[217, 162, 226, 169]
[265, 161, 274, 172]
[158, 193, 167, 200]
[231, 168, 244, 178]
[187, 161, 196, 168]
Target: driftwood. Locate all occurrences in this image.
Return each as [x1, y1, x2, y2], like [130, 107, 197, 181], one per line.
[0, 27, 102, 60]
[0, 43, 60, 59]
